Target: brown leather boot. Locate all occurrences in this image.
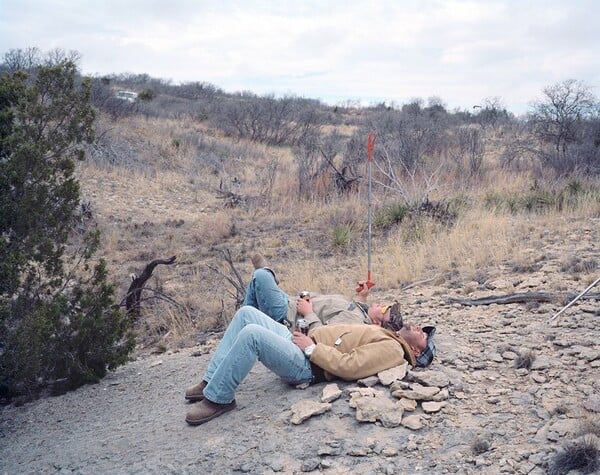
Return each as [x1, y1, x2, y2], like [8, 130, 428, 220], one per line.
[250, 253, 279, 284]
[184, 380, 207, 402]
[251, 253, 268, 269]
[185, 398, 237, 425]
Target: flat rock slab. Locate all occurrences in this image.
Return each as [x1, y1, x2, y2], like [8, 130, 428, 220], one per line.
[290, 400, 332, 424]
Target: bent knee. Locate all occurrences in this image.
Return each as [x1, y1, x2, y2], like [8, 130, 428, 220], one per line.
[237, 324, 263, 345]
[253, 268, 275, 282]
[234, 305, 260, 320]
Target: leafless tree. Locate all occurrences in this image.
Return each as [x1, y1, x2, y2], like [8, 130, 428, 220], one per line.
[2, 47, 42, 72]
[294, 129, 325, 200]
[213, 94, 323, 146]
[452, 125, 486, 177]
[373, 137, 444, 205]
[528, 79, 599, 174]
[43, 48, 81, 67]
[2, 47, 81, 73]
[475, 97, 512, 129]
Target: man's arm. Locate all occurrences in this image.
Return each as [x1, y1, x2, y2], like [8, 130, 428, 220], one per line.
[295, 297, 323, 329]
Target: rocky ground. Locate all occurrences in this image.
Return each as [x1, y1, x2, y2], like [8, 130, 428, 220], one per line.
[1, 218, 599, 475]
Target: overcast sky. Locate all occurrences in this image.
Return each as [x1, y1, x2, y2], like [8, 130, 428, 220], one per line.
[2, 0, 599, 114]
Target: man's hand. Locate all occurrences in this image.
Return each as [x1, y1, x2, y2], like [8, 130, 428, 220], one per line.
[295, 297, 313, 316]
[292, 331, 314, 351]
[355, 280, 371, 302]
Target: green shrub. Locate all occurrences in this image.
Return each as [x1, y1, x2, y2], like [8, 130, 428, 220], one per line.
[374, 201, 409, 229]
[484, 190, 521, 213]
[522, 188, 562, 212]
[332, 223, 354, 248]
[567, 178, 585, 195]
[0, 59, 135, 401]
[138, 88, 156, 101]
[387, 202, 409, 224]
[482, 181, 600, 214]
[448, 193, 472, 217]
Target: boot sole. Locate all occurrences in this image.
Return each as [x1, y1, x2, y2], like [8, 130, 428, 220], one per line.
[185, 401, 236, 426]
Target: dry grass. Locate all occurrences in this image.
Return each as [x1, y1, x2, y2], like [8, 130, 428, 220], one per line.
[75, 110, 600, 352]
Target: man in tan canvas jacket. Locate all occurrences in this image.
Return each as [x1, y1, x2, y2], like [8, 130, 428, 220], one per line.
[183, 305, 435, 426]
[306, 323, 417, 382]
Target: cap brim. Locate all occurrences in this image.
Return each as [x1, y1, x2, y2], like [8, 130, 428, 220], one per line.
[415, 326, 436, 367]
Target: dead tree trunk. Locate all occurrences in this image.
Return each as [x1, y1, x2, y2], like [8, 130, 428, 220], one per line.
[443, 291, 600, 306]
[124, 255, 177, 320]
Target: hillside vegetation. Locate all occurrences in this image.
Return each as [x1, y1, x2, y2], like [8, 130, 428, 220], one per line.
[78, 72, 600, 353]
[2, 50, 599, 473]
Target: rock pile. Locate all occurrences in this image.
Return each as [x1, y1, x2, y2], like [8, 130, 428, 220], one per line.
[290, 364, 450, 431]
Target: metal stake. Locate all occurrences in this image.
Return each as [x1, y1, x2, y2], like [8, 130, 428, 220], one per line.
[357, 132, 377, 292]
[366, 132, 377, 289]
[547, 276, 600, 324]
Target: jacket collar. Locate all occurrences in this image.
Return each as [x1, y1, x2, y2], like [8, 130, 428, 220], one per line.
[383, 328, 417, 367]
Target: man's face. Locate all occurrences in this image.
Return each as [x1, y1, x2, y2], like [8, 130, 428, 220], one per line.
[397, 325, 428, 356]
[368, 303, 391, 326]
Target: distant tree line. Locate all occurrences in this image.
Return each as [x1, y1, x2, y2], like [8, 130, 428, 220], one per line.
[67, 53, 598, 192]
[8, 48, 599, 188]
[4, 47, 598, 199]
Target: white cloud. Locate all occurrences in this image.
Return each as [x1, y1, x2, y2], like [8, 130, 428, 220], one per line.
[1, 0, 599, 113]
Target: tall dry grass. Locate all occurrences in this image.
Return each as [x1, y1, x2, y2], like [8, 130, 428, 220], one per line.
[75, 111, 600, 351]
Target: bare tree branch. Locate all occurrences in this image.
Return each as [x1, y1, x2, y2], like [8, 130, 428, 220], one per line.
[206, 249, 247, 308]
[122, 256, 177, 320]
[121, 287, 185, 311]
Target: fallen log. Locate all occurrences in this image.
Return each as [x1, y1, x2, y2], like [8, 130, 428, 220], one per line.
[443, 291, 600, 307]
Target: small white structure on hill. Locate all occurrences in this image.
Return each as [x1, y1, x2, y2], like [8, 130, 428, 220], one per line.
[115, 90, 138, 102]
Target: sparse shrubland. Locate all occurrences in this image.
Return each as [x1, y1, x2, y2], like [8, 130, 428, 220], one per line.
[2, 48, 600, 398]
[73, 66, 600, 355]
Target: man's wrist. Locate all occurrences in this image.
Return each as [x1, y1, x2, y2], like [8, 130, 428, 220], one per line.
[304, 343, 316, 356]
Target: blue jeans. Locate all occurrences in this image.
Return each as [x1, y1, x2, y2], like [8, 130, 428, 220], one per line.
[243, 269, 290, 323]
[202, 306, 313, 404]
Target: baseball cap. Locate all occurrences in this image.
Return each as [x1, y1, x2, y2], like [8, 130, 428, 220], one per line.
[415, 326, 436, 367]
[382, 301, 403, 331]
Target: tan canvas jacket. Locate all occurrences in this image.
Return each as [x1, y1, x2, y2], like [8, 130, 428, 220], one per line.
[308, 324, 416, 381]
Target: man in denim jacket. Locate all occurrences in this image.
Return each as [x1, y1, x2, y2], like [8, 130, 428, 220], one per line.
[244, 254, 398, 330]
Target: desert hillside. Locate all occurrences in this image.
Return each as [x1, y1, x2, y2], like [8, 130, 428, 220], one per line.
[1, 214, 598, 474]
[2, 72, 599, 473]
[75, 76, 600, 356]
